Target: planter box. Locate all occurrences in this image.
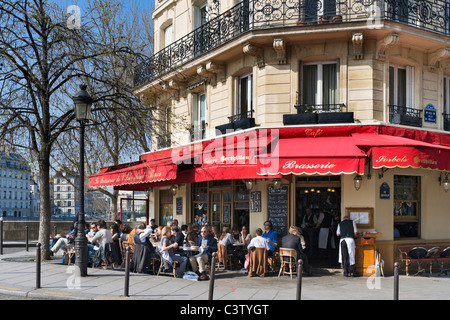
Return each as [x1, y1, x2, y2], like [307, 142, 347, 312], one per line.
[215, 123, 234, 135]
[233, 117, 255, 131]
[283, 114, 317, 125]
[317, 112, 354, 124]
[399, 114, 422, 127]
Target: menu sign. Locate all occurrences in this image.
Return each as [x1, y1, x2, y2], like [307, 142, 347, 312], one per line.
[267, 186, 289, 238]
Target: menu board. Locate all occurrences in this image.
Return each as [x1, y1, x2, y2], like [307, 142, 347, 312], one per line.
[267, 185, 289, 238]
[176, 197, 183, 215]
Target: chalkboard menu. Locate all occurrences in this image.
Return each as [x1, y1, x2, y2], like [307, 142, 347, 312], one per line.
[176, 197, 183, 215]
[267, 185, 289, 238]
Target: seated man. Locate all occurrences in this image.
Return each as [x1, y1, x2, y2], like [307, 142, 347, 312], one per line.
[262, 221, 278, 256]
[189, 226, 218, 280]
[281, 226, 312, 276]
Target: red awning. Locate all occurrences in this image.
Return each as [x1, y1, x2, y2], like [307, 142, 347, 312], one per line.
[89, 159, 177, 188]
[258, 136, 367, 176]
[352, 133, 450, 171]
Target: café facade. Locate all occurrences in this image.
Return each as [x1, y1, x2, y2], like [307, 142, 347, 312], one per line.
[89, 123, 450, 274]
[90, 0, 450, 275]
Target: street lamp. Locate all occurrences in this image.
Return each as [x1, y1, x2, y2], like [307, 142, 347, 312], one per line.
[72, 84, 93, 277]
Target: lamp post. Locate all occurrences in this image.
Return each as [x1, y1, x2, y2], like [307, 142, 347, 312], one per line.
[72, 84, 93, 277]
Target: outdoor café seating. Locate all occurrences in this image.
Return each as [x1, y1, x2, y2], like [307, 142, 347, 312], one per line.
[278, 248, 297, 279]
[216, 243, 233, 270]
[248, 248, 267, 277]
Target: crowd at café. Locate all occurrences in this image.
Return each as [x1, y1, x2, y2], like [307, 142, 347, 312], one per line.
[49, 216, 314, 279]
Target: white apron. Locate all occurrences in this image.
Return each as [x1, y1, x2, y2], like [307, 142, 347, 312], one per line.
[338, 238, 356, 265]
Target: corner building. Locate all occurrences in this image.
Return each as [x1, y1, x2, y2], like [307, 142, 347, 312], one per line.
[90, 0, 450, 275]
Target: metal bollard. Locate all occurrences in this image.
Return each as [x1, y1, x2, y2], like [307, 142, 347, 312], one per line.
[0, 218, 3, 255]
[124, 246, 130, 297]
[208, 252, 217, 300]
[296, 259, 303, 300]
[36, 243, 41, 289]
[25, 225, 29, 252]
[394, 262, 399, 300]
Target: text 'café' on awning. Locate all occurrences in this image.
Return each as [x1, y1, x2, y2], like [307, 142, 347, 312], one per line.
[89, 124, 450, 274]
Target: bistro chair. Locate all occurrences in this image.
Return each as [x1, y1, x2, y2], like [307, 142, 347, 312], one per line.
[248, 248, 267, 277]
[216, 244, 233, 271]
[278, 248, 297, 279]
[120, 241, 135, 267]
[156, 250, 178, 278]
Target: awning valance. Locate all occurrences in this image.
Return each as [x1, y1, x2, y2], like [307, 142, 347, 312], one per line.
[89, 160, 177, 188]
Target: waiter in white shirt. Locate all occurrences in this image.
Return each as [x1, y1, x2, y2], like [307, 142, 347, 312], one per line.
[336, 215, 358, 277]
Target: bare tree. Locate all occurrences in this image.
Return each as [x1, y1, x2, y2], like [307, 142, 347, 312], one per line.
[0, 0, 150, 259]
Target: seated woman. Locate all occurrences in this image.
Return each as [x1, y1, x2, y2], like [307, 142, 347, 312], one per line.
[158, 226, 188, 278]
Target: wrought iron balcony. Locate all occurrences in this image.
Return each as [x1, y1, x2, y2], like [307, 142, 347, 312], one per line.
[134, 0, 449, 87]
[294, 103, 347, 114]
[389, 105, 423, 127]
[228, 109, 254, 123]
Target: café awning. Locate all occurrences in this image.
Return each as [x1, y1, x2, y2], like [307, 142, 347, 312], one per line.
[257, 136, 367, 176]
[352, 133, 450, 171]
[89, 159, 177, 188]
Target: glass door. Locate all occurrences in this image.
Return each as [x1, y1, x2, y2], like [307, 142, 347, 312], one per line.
[211, 191, 232, 231]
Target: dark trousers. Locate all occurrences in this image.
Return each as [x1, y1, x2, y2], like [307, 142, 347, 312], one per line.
[340, 240, 355, 274]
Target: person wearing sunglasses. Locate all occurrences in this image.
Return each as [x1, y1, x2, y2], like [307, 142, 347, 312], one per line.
[262, 221, 278, 255]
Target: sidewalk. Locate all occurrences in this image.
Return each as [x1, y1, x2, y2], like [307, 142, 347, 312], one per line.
[0, 248, 449, 301]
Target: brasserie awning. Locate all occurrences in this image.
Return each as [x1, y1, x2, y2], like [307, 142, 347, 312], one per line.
[257, 135, 367, 176]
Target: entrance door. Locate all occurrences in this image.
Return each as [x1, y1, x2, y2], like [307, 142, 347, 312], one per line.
[296, 182, 341, 268]
[211, 191, 232, 232]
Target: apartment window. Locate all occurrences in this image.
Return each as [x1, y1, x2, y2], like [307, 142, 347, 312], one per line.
[394, 175, 420, 239]
[304, 0, 336, 21]
[158, 106, 172, 149]
[194, 2, 208, 29]
[192, 93, 206, 141]
[193, 1, 209, 55]
[302, 61, 338, 107]
[444, 76, 450, 115]
[235, 74, 253, 119]
[164, 24, 173, 47]
[389, 65, 414, 107]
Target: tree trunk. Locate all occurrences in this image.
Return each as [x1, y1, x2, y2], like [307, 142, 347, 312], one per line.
[111, 189, 119, 221]
[38, 149, 52, 261]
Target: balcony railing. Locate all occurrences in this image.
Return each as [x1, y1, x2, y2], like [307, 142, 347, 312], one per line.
[134, 0, 450, 87]
[389, 105, 423, 127]
[294, 103, 347, 114]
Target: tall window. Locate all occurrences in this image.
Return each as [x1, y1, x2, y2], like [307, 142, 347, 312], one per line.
[305, 0, 336, 21]
[192, 93, 206, 141]
[194, 1, 208, 55]
[302, 61, 338, 107]
[444, 76, 450, 115]
[158, 106, 172, 149]
[164, 24, 173, 47]
[235, 74, 253, 118]
[394, 175, 420, 239]
[389, 65, 414, 107]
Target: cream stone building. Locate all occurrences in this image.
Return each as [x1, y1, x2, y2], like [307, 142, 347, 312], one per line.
[90, 0, 450, 275]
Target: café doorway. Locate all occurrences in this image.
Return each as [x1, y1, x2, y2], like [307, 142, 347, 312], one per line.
[296, 176, 341, 268]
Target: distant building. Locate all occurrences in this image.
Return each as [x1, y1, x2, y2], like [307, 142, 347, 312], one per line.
[30, 174, 40, 218]
[0, 148, 31, 218]
[53, 168, 79, 217]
